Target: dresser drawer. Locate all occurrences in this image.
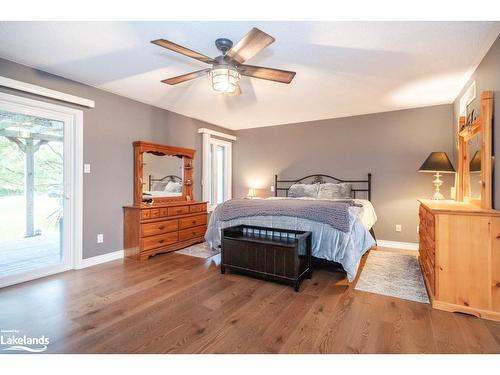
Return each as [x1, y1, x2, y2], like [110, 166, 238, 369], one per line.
[168, 206, 190, 216]
[179, 214, 207, 230]
[142, 209, 161, 220]
[179, 225, 206, 241]
[419, 205, 426, 221]
[419, 213, 427, 234]
[190, 204, 207, 213]
[141, 210, 151, 220]
[142, 232, 178, 251]
[420, 256, 435, 296]
[426, 213, 435, 240]
[419, 233, 427, 257]
[141, 219, 178, 237]
[426, 235, 435, 261]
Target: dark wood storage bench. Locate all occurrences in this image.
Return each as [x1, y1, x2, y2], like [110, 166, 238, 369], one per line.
[221, 225, 312, 291]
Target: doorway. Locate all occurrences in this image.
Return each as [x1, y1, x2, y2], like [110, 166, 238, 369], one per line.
[0, 92, 82, 288]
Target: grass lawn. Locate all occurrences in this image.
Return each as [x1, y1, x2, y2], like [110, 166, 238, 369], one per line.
[0, 194, 61, 240]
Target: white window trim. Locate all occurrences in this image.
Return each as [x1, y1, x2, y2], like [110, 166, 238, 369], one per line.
[198, 127, 236, 141]
[0, 76, 95, 108]
[0, 92, 83, 288]
[200, 130, 233, 212]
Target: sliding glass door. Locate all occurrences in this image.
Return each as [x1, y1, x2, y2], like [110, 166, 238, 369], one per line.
[205, 137, 232, 211]
[0, 93, 81, 287]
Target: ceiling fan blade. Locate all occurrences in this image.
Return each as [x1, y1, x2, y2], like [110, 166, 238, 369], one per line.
[151, 39, 217, 65]
[161, 69, 211, 85]
[238, 64, 296, 84]
[225, 28, 275, 64]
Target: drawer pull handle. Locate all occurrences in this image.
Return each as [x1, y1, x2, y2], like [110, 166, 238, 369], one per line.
[159, 239, 165, 244]
[496, 234, 500, 240]
[158, 226, 165, 230]
[496, 282, 500, 288]
[192, 232, 197, 236]
[176, 210, 183, 214]
[192, 220, 196, 224]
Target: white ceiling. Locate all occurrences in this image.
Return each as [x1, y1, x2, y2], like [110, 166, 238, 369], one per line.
[0, 22, 499, 130]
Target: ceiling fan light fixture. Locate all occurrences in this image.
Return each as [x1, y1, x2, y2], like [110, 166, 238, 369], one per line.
[210, 65, 240, 93]
[152, 28, 296, 94]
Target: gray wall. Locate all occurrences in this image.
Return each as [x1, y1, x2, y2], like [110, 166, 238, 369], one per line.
[0, 58, 233, 259]
[233, 105, 454, 243]
[453, 34, 500, 209]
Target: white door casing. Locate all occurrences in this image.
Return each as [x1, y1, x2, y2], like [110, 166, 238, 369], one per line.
[0, 92, 83, 288]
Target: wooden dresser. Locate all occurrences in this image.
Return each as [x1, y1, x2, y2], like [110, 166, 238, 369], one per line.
[418, 199, 500, 321]
[124, 201, 208, 260]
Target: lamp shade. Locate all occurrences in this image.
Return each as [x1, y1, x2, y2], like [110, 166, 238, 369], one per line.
[247, 188, 257, 198]
[418, 152, 455, 173]
[469, 151, 481, 172]
[210, 65, 240, 93]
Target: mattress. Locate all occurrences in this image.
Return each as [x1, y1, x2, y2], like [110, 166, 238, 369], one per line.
[205, 197, 377, 281]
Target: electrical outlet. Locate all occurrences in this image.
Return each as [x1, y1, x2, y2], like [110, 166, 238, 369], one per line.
[97, 234, 104, 243]
[270, 185, 275, 192]
[84, 163, 91, 174]
[416, 225, 420, 234]
[395, 224, 402, 232]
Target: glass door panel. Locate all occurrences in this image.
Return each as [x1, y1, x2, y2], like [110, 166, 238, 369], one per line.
[216, 145, 226, 204]
[0, 110, 64, 278]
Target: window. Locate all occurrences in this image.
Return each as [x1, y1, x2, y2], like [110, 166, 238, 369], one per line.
[200, 129, 234, 211]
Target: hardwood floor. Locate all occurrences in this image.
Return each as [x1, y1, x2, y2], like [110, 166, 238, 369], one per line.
[0, 248, 499, 354]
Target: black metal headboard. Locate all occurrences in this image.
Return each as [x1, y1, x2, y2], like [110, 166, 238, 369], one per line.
[148, 175, 182, 191]
[274, 173, 372, 201]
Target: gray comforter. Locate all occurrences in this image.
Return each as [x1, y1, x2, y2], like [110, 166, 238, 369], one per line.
[218, 198, 356, 233]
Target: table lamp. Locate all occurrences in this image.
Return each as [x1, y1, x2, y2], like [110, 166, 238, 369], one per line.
[418, 152, 455, 200]
[247, 188, 257, 199]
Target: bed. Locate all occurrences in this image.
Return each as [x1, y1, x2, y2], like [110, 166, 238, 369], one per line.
[205, 173, 377, 281]
[142, 174, 183, 201]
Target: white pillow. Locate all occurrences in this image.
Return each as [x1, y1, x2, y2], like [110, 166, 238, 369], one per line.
[165, 181, 182, 193]
[317, 183, 352, 199]
[288, 183, 319, 198]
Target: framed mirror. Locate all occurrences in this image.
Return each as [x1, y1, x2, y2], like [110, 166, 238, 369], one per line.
[468, 134, 481, 199]
[133, 141, 195, 206]
[143, 153, 183, 197]
[456, 91, 493, 209]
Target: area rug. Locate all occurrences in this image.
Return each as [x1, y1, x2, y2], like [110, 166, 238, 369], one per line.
[175, 242, 220, 259]
[355, 250, 429, 304]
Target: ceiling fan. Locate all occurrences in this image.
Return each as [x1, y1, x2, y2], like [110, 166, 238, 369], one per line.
[151, 28, 296, 95]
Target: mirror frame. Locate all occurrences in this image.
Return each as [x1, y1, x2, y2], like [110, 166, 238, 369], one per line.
[133, 141, 195, 206]
[456, 91, 493, 209]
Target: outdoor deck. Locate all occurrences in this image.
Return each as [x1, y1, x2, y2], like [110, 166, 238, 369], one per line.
[0, 233, 60, 277]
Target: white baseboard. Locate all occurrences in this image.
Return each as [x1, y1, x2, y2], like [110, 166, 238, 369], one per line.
[376, 240, 419, 251]
[76, 249, 124, 269]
